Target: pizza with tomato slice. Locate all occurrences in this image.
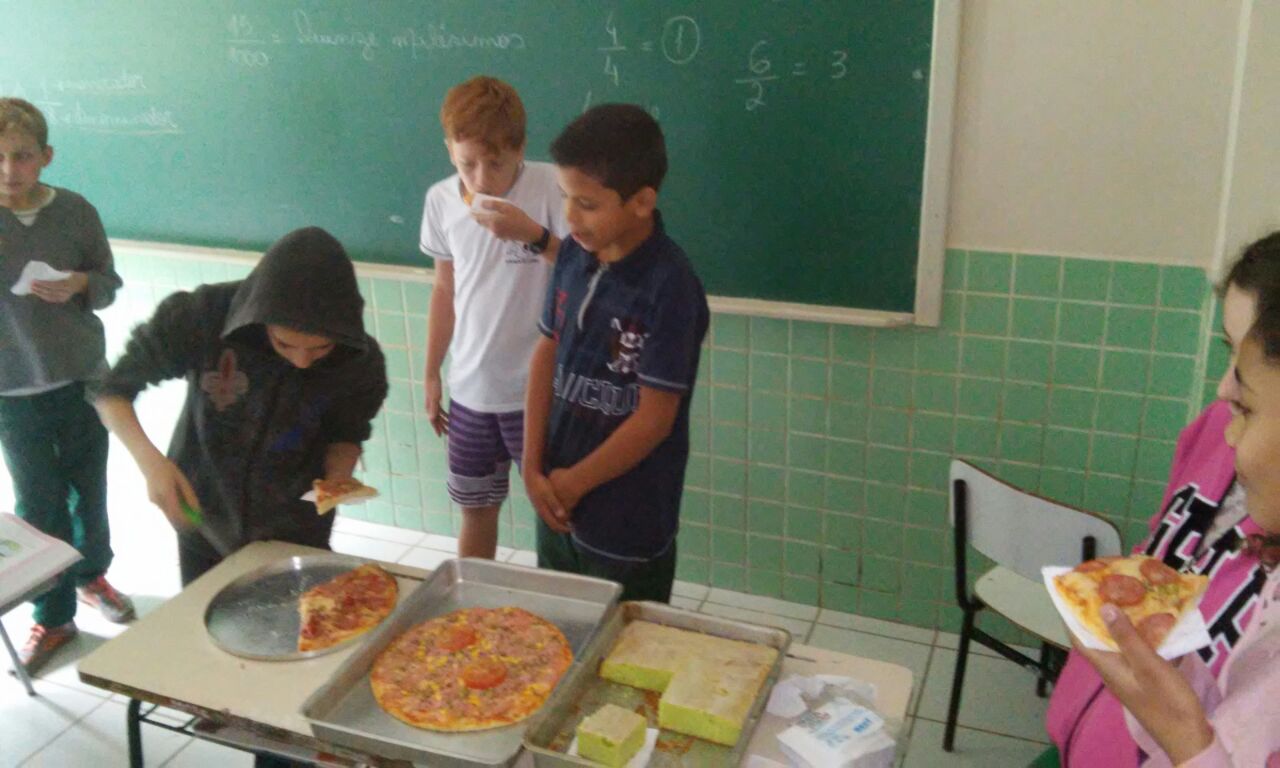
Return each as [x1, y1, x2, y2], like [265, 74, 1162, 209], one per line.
[1053, 554, 1208, 650]
[297, 563, 398, 653]
[369, 606, 573, 731]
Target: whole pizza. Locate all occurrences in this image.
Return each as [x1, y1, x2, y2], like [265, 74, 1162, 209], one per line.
[1053, 554, 1209, 649]
[370, 606, 573, 731]
[297, 563, 398, 653]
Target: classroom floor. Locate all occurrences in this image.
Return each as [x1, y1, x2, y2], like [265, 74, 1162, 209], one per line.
[1, 506, 1053, 767]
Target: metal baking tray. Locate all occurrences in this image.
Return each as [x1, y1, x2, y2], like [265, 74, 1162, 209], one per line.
[523, 601, 792, 767]
[204, 553, 396, 661]
[301, 558, 622, 767]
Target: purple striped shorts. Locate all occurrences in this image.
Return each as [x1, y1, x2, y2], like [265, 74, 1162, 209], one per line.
[445, 400, 525, 509]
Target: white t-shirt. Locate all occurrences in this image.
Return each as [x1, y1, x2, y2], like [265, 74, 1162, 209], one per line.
[419, 161, 568, 412]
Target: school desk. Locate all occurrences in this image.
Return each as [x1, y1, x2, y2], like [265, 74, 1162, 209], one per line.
[76, 540, 913, 766]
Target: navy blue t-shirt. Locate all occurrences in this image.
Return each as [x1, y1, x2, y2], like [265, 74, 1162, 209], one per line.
[537, 212, 708, 561]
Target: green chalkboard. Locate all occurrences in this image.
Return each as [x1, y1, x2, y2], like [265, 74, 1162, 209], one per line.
[3, 1, 936, 313]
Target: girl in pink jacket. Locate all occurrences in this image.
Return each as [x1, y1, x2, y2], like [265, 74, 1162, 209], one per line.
[1075, 302, 1280, 766]
[1048, 232, 1280, 765]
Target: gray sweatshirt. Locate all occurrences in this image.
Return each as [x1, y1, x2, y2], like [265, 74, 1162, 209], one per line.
[0, 187, 121, 392]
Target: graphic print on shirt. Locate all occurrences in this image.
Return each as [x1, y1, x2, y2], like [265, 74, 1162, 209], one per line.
[1143, 482, 1266, 667]
[199, 348, 250, 411]
[607, 317, 649, 375]
[269, 394, 332, 453]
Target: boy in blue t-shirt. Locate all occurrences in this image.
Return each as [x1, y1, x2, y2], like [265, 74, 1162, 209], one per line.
[524, 104, 708, 602]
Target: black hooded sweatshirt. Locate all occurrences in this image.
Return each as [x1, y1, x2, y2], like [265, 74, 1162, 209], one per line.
[93, 228, 388, 549]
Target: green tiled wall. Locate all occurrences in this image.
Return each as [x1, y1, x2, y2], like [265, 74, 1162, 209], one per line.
[106, 247, 1215, 641]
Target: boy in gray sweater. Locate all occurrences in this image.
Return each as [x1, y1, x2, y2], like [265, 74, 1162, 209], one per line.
[0, 98, 134, 675]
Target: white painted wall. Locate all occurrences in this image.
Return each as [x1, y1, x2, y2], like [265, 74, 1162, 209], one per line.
[946, 1, 1251, 267]
[1217, 0, 1280, 276]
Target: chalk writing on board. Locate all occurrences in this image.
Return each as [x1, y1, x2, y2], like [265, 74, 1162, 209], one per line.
[733, 40, 851, 111]
[390, 25, 527, 59]
[294, 10, 380, 62]
[596, 12, 702, 87]
[224, 10, 527, 66]
[46, 103, 182, 135]
[39, 71, 148, 96]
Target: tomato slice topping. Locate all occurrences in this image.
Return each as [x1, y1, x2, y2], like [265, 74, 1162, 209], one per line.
[438, 625, 477, 652]
[461, 659, 507, 690]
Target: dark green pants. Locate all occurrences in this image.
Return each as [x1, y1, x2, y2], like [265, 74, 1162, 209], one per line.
[0, 383, 112, 626]
[536, 521, 676, 603]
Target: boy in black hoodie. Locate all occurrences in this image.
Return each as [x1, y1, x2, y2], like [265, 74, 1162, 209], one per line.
[92, 227, 388, 585]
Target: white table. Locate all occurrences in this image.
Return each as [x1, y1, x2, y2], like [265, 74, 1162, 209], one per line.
[0, 513, 83, 696]
[78, 541, 913, 766]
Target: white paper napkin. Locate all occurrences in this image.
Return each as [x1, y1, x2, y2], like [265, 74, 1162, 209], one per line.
[11, 260, 72, 295]
[567, 727, 660, 768]
[1041, 566, 1212, 659]
[766, 674, 879, 718]
[469, 192, 505, 217]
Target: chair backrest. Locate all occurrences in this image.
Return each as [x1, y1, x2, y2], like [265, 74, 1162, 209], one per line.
[949, 460, 1124, 581]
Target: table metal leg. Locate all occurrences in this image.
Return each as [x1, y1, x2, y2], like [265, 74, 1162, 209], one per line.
[0, 622, 35, 696]
[127, 698, 144, 768]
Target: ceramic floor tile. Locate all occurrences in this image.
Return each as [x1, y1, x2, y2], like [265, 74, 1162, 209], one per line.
[24, 698, 191, 767]
[816, 609, 936, 645]
[669, 596, 702, 611]
[508, 550, 537, 567]
[397, 546, 453, 572]
[915, 647, 1051, 742]
[671, 580, 709, 601]
[697, 603, 814, 640]
[933, 630, 1040, 659]
[161, 736, 255, 767]
[418, 534, 461, 553]
[901, 718, 1049, 768]
[705, 589, 819, 621]
[805, 625, 931, 713]
[0, 680, 106, 768]
[332, 516, 424, 546]
[329, 532, 412, 564]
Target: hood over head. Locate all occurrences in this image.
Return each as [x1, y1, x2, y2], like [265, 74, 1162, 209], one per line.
[223, 227, 366, 350]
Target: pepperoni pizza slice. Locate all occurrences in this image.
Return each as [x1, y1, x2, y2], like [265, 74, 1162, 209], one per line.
[297, 563, 399, 653]
[1053, 554, 1208, 650]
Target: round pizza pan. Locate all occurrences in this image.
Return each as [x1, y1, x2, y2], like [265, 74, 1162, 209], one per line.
[204, 553, 380, 661]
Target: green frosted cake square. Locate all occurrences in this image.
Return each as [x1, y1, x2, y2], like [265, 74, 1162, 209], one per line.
[600, 620, 779, 747]
[577, 704, 646, 767]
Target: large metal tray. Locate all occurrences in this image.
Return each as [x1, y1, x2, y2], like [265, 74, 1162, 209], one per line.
[301, 558, 622, 767]
[523, 601, 792, 768]
[204, 553, 388, 661]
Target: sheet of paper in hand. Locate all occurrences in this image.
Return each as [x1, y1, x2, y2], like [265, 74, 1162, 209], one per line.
[11, 261, 73, 296]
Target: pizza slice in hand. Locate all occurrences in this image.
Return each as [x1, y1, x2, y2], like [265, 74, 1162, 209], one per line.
[1053, 554, 1209, 651]
[312, 477, 379, 515]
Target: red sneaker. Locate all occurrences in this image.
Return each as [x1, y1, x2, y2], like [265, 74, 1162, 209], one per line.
[77, 576, 136, 623]
[18, 622, 78, 675]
